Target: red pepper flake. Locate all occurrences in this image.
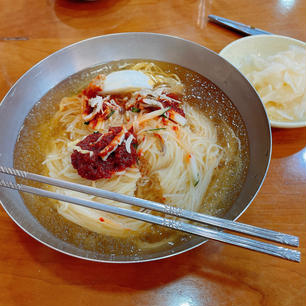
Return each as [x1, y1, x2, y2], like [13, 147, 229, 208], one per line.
[99, 217, 104, 222]
[172, 125, 178, 131]
[185, 153, 192, 163]
[153, 133, 163, 143]
[162, 117, 168, 125]
[137, 149, 143, 157]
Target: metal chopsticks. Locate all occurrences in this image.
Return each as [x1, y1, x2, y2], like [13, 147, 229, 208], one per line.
[0, 166, 300, 262]
[0, 166, 298, 247]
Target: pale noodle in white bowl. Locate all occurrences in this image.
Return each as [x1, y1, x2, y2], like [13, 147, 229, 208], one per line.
[220, 35, 306, 128]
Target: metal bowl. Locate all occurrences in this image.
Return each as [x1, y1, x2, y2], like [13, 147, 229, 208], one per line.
[0, 33, 271, 263]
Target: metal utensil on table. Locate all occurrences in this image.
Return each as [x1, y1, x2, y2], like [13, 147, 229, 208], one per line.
[208, 15, 271, 36]
[0, 166, 300, 262]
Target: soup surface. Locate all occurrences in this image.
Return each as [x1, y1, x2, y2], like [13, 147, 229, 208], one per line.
[14, 60, 249, 259]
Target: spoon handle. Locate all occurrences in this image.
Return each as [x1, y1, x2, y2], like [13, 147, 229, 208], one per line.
[208, 15, 272, 36]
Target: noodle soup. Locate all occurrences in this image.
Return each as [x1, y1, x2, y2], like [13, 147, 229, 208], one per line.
[14, 60, 248, 257]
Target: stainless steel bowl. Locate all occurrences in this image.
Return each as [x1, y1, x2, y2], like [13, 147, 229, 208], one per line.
[0, 33, 271, 262]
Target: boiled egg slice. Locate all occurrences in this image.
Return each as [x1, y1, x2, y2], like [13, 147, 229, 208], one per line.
[103, 70, 153, 94]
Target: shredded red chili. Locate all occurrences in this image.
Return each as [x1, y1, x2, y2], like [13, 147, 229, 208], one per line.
[160, 93, 185, 117]
[71, 127, 138, 180]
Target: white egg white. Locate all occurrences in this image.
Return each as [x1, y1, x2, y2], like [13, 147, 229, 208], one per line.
[103, 70, 153, 94]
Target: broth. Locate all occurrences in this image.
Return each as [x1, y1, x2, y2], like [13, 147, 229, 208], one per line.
[14, 59, 249, 258]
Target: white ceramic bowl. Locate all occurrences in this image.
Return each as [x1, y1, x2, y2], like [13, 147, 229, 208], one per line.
[220, 34, 306, 128]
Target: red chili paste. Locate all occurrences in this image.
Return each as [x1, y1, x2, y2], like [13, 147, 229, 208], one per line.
[71, 127, 137, 180]
[82, 85, 102, 99]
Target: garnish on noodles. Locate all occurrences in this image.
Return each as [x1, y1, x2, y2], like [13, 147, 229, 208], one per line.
[14, 60, 248, 253]
[81, 74, 186, 130]
[71, 127, 137, 180]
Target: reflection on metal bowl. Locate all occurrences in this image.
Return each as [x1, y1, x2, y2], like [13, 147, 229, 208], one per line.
[0, 33, 271, 263]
